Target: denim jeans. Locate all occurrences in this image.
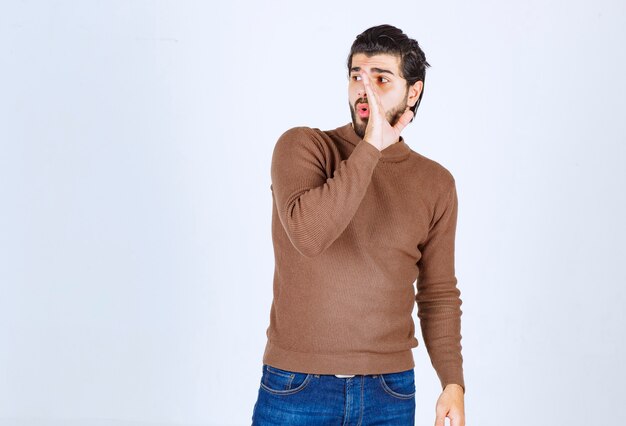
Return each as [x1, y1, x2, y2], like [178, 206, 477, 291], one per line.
[251, 364, 416, 425]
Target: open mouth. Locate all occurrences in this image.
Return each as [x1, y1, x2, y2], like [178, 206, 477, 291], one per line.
[357, 103, 369, 118]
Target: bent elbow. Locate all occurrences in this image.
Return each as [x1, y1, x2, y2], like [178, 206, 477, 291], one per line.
[286, 222, 328, 258]
[295, 246, 324, 258]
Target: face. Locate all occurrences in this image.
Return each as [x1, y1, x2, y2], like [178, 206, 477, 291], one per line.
[348, 53, 423, 138]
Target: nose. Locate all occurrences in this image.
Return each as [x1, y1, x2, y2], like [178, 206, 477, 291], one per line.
[352, 72, 369, 101]
[354, 74, 367, 99]
[356, 80, 368, 99]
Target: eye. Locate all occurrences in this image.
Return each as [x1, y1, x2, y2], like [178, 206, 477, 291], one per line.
[351, 75, 362, 81]
[378, 76, 389, 84]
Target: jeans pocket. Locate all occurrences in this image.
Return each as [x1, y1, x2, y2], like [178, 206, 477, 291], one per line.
[379, 369, 416, 399]
[260, 364, 312, 395]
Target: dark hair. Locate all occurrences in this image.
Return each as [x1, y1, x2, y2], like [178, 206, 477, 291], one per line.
[347, 24, 431, 118]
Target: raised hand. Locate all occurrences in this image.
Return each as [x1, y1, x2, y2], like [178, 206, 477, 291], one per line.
[360, 70, 414, 151]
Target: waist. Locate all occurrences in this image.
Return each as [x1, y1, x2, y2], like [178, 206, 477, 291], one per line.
[262, 340, 416, 375]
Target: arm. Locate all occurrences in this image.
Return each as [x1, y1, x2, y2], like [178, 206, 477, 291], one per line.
[270, 127, 381, 257]
[270, 70, 413, 257]
[415, 180, 465, 394]
[417, 181, 466, 425]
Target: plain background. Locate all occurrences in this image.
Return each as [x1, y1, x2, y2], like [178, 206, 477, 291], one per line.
[1, 0, 625, 425]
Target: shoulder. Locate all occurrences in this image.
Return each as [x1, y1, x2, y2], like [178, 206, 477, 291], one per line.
[272, 125, 332, 157]
[271, 125, 332, 165]
[409, 150, 456, 193]
[276, 126, 326, 145]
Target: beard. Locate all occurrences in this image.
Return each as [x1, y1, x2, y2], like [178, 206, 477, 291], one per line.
[349, 90, 409, 139]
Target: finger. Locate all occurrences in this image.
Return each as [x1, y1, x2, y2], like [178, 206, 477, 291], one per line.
[393, 107, 415, 134]
[450, 415, 464, 426]
[434, 406, 447, 426]
[360, 71, 384, 117]
[434, 414, 446, 426]
[449, 413, 465, 426]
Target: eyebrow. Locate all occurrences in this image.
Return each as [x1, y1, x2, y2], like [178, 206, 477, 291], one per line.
[350, 66, 396, 76]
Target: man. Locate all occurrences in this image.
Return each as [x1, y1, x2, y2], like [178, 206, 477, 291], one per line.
[252, 24, 466, 426]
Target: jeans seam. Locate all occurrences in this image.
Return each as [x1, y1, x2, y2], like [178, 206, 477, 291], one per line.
[379, 374, 416, 400]
[357, 377, 364, 426]
[260, 373, 312, 395]
[266, 365, 294, 379]
[342, 378, 350, 426]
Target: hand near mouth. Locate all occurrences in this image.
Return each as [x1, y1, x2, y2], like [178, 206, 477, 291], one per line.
[359, 70, 414, 151]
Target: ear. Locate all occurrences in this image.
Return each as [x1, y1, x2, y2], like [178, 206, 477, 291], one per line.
[407, 80, 423, 107]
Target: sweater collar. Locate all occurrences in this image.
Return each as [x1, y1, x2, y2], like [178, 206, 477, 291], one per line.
[334, 122, 412, 162]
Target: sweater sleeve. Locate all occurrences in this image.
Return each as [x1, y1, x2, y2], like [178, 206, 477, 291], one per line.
[270, 126, 381, 257]
[415, 180, 466, 394]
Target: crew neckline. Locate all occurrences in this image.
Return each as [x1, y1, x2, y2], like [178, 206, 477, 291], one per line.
[334, 122, 412, 162]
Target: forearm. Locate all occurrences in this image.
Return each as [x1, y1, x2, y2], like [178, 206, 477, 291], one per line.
[272, 128, 381, 257]
[417, 277, 465, 392]
[416, 182, 465, 392]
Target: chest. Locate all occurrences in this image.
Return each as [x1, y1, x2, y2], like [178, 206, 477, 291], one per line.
[347, 168, 433, 262]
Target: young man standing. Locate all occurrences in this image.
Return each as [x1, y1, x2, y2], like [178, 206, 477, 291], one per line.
[252, 24, 466, 426]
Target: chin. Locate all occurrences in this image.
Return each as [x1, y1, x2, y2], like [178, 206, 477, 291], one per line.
[351, 120, 366, 139]
[349, 106, 367, 139]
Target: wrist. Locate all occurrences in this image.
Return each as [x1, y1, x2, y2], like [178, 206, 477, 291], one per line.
[363, 138, 382, 151]
[444, 383, 465, 394]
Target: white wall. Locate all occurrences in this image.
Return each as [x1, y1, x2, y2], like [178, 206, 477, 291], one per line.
[1, 1, 624, 425]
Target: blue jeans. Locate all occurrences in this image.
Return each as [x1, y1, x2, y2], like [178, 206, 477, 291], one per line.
[251, 364, 415, 425]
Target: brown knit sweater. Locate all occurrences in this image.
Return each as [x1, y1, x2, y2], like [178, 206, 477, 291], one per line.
[261, 122, 465, 393]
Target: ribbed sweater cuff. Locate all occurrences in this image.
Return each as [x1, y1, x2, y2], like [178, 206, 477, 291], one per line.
[353, 138, 382, 160]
